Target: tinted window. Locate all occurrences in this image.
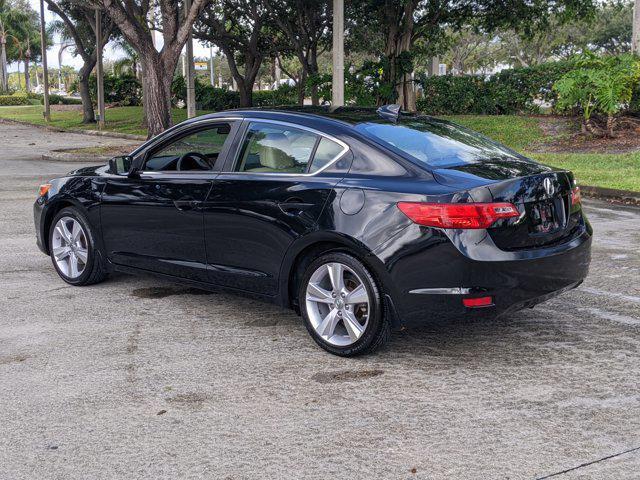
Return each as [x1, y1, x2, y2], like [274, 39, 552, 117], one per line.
[145, 124, 230, 171]
[309, 137, 344, 173]
[355, 120, 520, 168]
[236, 123, 319, 173]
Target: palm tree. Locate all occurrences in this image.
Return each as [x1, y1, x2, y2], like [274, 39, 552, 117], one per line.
[112, 38, 139, 78]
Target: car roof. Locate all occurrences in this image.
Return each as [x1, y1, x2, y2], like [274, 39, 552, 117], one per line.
[185, 106, 437, 131]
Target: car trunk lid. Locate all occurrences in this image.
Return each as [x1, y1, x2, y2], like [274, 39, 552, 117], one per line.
[433, 158, 584, 250]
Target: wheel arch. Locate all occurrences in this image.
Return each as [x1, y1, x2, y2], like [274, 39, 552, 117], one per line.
[278, 232, 394, 313]
[42, 198, 91, 254]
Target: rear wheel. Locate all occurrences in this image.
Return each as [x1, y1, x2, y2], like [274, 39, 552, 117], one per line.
[49, 207, 107, 286]
[298, 252, 390, 356]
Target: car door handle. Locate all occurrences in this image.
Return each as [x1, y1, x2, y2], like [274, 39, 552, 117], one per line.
[277, 201, 314, 215]
[173, 199, 201, 211]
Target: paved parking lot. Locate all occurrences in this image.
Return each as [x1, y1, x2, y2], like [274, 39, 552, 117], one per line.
[1, 123, 639, 479]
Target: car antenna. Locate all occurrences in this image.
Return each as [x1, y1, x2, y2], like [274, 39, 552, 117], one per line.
[376, 104, 401, 123]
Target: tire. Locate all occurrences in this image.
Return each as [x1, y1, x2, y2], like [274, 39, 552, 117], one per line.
[298, 252, 391, 356]
[49, 206, 108, 286]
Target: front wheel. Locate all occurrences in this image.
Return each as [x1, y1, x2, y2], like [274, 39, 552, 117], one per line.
[298, 252, 390, 356]
[49, 207, 107, 286]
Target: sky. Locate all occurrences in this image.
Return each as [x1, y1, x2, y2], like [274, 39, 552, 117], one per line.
[9, 0, 215, 71]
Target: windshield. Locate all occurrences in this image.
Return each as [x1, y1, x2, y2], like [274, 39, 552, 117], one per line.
[355, 119, 522, 168]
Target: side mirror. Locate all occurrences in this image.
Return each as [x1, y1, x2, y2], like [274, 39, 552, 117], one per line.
[108, 155, 133, 175]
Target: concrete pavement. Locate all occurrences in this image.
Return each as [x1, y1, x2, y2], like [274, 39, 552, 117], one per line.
[1, 122, 639, 479]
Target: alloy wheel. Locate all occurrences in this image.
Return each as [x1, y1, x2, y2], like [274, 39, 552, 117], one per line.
[305, 262, 370, 346]
[51, 216, 88, 279]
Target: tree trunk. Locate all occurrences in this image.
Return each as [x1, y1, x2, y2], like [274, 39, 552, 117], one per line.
[298, 71, 307, 106]
[24, 59, 31, 92]
[309, 51, 319, 106]
[0, 35, 8, 92]
[238, 81, 253, 107]
[606, 114, 615, 138]
[78, 59, 96, 124]
[140, 55, 173, 138]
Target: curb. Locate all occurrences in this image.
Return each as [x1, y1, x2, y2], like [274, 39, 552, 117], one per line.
[0, 117, 147, 141]
[41, 154, 113, 163]
[580, 185, 640, 206]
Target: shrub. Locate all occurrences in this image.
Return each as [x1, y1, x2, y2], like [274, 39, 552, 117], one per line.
[172, 76, 298, 111]
[252, 84, 298, 107]
[196, 84, 240, 110]
[488, 61, 576, 113]
[103, 74, 142, 106]
[630, 83, 640, 116]
[46, 94, 82, 105]
[417, 76, 494, 115]
[554, 52, 640, 136]
[70, 74, 142, 106]
[0, 93, 30, 106]
[415, 61, 577, 115]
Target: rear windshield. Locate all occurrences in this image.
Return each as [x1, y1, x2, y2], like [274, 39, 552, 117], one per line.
[354, 119, 521, 168]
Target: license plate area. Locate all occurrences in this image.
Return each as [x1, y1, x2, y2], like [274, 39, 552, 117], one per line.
[527, 200, 562, 234]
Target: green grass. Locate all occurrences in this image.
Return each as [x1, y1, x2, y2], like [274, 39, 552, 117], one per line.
[0, 105, 211, 137]
[445, 115, 640, 192]
[443, 115, 545, 151]
[1, 106, 639, 191]
[525, 152, 640, 192]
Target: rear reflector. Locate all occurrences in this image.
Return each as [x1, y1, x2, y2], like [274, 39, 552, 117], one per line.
[571, 186, 581, 205]
[397, 202, 520, 229]
[463, 296, 493, 308]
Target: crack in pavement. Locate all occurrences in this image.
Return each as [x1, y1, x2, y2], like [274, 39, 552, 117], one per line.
[536, 446, 640, 479]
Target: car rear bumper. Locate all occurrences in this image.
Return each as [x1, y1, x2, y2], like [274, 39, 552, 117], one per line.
[378, 221, 592, 326]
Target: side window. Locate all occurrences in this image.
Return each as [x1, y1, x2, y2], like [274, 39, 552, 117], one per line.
[145, 124, 231, 172]
[309, 137, 344, 173]
[236, 123, 319, 173]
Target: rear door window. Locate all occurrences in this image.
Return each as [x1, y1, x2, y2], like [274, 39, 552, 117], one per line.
[235, 123, 318, 173]
[234, 122, 346, 174]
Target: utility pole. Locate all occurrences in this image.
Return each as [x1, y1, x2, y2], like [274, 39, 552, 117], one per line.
[39, 0, 50, 121]
[633, 0, 640, 54]
[185, 0, 196, 118]
[209, 46, 215, 87]
[95, 9, 105, 129]
[331, 0, 344, 108]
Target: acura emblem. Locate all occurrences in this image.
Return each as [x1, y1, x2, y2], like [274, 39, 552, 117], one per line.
[543, 177, 555, 196]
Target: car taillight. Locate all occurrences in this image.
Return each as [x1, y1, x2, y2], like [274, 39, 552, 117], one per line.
[397, 202, 520, 229]
[571, 186, 581, 205]
[463, 296, 494, 308]
[39, 184, 52, 197]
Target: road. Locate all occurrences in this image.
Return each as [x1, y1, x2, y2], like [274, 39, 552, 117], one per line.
[1, 122, 639, 479]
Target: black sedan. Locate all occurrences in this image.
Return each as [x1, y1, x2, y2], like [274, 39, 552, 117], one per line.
[34, 106, 592, 356]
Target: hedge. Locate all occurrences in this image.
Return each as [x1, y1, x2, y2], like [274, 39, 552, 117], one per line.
[46, 94, 82, 105]
[172, 76, 298, 111]
[416, 61, 577, 115]
[0, 93, 31, 106]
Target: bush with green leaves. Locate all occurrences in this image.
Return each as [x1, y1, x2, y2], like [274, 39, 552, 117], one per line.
[71, 74, 142, 106]
[415, 61, 576, 115]
[45, 94, 82, 105]
[252, 84, 298, 107]
[172, 76, 298, 111]
[0, 93, 31, 106]
[554, 52, 640, 136]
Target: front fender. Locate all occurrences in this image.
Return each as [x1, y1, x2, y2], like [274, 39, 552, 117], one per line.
[35, 176, 105, 254]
